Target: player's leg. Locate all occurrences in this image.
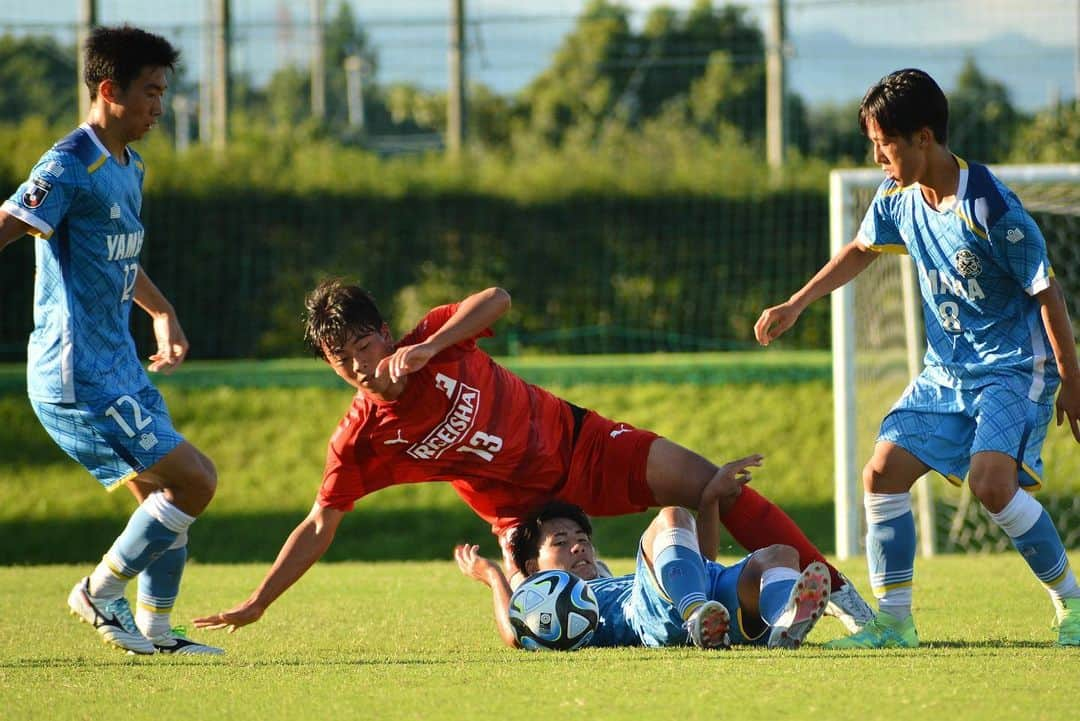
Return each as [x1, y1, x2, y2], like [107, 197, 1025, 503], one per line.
[968, 389, 1080, 645]
[643, 437, 873, 630]
[736, 545, 831, 649]
[126, 478, 223, 655]
[639, 507, 729, 648]
[825, 440, 923, 649]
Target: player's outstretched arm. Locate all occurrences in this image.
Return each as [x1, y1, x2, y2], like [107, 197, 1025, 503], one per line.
[377, 287, 511, 382]
[133, 265, 190, 374]
[454, 543, 519, 648]
[0, 210, 32, 254]
[193, 505, 345, 632]
[755, 239, 878, 346]
[1037, 279, 1080, 442]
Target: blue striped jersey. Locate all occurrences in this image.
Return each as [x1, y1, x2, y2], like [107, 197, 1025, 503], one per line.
[857, 158, 1059, 403]
[2, 124, 151, 403]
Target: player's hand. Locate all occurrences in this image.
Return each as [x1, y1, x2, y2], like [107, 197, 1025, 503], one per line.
[1056, 377, 1080, 443]
[700, 453, 764, 507]
[754, 302, 801, 346]
[193, 601, 265, 633]
[375, 342, 437, 383]
[455, 543, 502, 587]
[148, 312, 189, 374]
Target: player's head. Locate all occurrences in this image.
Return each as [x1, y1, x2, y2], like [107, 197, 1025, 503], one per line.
[859, 69, 948, 186]
[304, 279, 394, 390]
[512, 502, 599, 580]
[859, 68, 948, 144]
[84, 25, 179, 139]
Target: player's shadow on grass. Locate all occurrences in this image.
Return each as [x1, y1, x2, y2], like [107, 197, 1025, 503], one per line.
[0, 501, 836, 564]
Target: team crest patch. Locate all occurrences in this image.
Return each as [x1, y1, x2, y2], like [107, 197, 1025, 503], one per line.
[21, 178, 52, 209]
[954, 248, 982, 278]
[1005, 227, 1025, 244]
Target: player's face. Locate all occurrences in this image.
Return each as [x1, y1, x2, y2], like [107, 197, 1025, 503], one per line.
[322, 326, 394, 393]
[865, 118, 925, 187]
[534, 518, 598, 581]
[112, 66, 168, 142]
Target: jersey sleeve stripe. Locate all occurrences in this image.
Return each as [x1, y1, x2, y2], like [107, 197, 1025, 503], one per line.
[86, 154, 107, 174]
[1, 200, 54, 239]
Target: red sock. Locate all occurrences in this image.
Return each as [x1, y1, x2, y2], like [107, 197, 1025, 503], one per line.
[720, 486, 845, 590]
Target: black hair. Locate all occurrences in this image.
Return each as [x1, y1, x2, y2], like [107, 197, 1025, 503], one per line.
[85, 25, 180, 100]
[303, 278, 385, 359]
[859, 68, 949, 144]
[511, 501, 593, 574]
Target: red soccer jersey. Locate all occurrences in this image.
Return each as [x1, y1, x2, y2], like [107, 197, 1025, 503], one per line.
[318, 304, 580, 528]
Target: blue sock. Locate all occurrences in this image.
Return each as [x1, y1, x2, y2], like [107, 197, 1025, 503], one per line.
[758, 567, 799, 626]
[990, 491, 1075, 598]
[137, 540, 187, 638]
[865, 492, 916, 620]
[651, 528, 709, 620]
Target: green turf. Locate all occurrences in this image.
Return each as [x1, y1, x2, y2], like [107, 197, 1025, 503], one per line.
[1, 556, 1078, 721]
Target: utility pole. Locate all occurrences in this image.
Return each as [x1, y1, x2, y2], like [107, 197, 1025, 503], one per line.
[173, 95, 192, 151]
[766, 0, 786, 169]
[311, 0, 326, 121]
[447, 0, 466, 155]
[212, 0, 231, 152]
[345, 55, 366, 130]
[201, 0, 214, 145]
[76, 0, 97, 121]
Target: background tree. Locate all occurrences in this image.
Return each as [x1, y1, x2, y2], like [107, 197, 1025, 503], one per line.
[0, 35, 77, 126]
[948, 56, 1023, 163]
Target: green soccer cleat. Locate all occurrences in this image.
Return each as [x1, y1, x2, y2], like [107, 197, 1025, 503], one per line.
[824, 611, 919, 649]
[1056, 598, 1080, 647]
[151, 626, 225, 655]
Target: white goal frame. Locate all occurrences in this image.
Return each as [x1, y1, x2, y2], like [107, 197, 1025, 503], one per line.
[830, 163, 1080, 560]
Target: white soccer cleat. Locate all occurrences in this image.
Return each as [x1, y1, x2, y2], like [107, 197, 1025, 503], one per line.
[67, 577, 155, 655]
[150, 626, 225, 655]
[825, 573, 875, 634]
[768, 561, 831, 649]
[685, 600, 731, 649]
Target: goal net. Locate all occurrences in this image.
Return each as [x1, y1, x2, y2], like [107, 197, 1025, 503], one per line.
[831, 164, 1080, 559]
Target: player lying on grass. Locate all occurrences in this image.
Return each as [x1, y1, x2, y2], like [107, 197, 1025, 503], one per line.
[756, 68, 1080, 648]
[194, 281, 868, 634]
[456, 483, 831, 649]
[0, 26, 220, 655]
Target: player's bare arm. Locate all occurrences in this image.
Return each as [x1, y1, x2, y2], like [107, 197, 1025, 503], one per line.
[454, 543, 519, 648]
[1036, 278, 1080, 442]
[0, 210, 32, 253]
[133, 265, 190, 374]
[377, 287, 511, 382]
[755, 239, 879, 346]
[194, 505, 345, 632]
[695, 454, 763, 560]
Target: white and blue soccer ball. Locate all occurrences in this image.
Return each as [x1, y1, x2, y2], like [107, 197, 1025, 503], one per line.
[508, 569, 599, 651]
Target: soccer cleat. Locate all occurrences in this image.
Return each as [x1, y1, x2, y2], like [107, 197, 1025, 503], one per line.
[768, 561, 831, 649]
[685, 600, 731, 649]
[150, 626, 225, 655]
[67, 577, 155, 655]
[1055, 598, 1080, 647]
[824, 612, 919, 649]
[825, 573, 875, 634]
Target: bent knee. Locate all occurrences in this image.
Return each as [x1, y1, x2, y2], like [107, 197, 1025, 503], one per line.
[652, 506, 695, 530]
[748, 543, 799, 571]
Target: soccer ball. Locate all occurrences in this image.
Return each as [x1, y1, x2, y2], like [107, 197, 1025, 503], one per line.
[508, 569, 599, 651]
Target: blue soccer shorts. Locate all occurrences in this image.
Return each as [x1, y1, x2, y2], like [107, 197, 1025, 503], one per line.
[31, 384, 185, 491]
[626, 543, 761, 647]
[879, 374, 1054, 489]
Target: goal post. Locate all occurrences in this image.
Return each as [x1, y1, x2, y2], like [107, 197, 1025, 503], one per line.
[830, 163, 1080, 560]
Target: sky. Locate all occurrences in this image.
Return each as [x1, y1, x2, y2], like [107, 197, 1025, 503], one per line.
[0, 0, 1076, 109]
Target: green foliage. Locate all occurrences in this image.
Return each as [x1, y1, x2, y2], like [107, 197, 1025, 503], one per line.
[948, 56, 1024, 163]
[0, 34, 77, 127]
[1009, 102, 1080, 163]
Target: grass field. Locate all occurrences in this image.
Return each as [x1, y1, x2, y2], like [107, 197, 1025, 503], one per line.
[2, 556, 1079, 721]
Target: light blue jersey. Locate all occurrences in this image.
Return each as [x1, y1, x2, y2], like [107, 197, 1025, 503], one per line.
[858, 158, 1059, 404]
[3, 124, 151, 404]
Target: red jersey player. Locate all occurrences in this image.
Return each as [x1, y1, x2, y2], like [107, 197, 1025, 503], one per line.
[195, 281, 871, 634]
